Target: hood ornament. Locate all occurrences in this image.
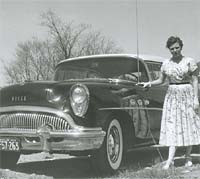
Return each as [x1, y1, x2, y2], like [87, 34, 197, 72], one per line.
[45, 89, 61, 103]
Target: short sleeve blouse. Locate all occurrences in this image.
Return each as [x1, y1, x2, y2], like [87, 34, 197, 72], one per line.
[161, 57, 198, 83]
[188, 58, 198, 73]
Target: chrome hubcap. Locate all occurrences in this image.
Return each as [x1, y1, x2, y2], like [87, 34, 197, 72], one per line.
[108, 126, 120, 163]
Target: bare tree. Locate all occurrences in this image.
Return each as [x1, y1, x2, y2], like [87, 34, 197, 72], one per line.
[77, 31, 122, 56]
[3, 38, 57, 83]
[41, 10, 90, 60]
[3, 10, 123, 84]
[41, 10, 122, 59]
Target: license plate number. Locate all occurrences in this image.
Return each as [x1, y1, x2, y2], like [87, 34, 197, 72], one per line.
[0, 138, 20, 151]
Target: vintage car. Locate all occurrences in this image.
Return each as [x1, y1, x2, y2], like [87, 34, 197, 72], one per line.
[0, 54, 168, 173]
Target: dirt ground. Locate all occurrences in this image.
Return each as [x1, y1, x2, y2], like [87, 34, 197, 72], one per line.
[0, 149, 200, 179]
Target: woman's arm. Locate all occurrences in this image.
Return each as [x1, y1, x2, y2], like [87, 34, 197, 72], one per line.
[141, 72, 166, 88]
[191, 70, 199, 112]
[192, 75, 198, 99]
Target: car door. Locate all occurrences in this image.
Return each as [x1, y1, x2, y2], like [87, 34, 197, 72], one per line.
[144, 62, 168, 139]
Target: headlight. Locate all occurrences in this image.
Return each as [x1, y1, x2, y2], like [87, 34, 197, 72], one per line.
[70, 84, 89, 117]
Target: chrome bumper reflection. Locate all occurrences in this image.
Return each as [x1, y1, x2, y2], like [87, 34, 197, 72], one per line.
[0, 128, 105, 151]
[0, 106, 106, 151]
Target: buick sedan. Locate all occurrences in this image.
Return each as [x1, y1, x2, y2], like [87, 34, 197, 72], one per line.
[0, 54, 167, 173]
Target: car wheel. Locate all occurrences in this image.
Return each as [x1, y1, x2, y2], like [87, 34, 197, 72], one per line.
[91, 117, 123, 174]
[0, 151, 20, 169]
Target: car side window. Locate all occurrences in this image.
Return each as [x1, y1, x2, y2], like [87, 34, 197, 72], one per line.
[146, 62, 162, 80]
[118, 61, 149, 82]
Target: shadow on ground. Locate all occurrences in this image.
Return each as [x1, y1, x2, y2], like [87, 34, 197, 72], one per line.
[17, 156, 95, 178]
[13, 147, 199, 178]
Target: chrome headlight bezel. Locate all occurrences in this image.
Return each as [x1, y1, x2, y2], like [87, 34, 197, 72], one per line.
[70, 83, 89, 117]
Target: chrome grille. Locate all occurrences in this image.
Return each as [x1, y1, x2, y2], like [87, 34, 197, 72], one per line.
[0, 113, 71, 131]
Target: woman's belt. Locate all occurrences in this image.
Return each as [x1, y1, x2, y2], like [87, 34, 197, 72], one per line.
[169, 82, 190, 85]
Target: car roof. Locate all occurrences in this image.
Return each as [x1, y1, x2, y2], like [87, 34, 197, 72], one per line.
[58, 54, 167, 66]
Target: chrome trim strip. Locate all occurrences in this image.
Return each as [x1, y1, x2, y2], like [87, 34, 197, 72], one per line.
[99, 107, 163, 111]
[0, 128, 105, 138]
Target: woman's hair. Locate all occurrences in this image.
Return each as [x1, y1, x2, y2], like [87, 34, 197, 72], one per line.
[166, 36, 183, 49]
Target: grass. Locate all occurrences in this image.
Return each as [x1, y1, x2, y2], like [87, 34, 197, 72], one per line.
[105, 163, 200, 179]
[1, 150, 200, 179]
[92, 149, 200, 179]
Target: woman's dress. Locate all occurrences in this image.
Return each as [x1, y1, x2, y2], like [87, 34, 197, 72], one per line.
[159, 57, 200, 146]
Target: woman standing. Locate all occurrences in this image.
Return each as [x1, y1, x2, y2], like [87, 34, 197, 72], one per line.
[140, 36, 200, 170]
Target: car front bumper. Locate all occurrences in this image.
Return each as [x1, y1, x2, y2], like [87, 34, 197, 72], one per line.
[0, 106, 106, 152]
[0, 128, 105, 152]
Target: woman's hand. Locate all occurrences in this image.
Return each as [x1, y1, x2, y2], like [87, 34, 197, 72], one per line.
[194, 98, 199, 114]
[136, 82, 152, 88]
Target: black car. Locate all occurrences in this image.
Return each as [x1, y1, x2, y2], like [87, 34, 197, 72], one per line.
[0, 54, 168, 173]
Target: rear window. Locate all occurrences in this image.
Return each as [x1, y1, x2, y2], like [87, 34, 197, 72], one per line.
[146, 62, 162, 80]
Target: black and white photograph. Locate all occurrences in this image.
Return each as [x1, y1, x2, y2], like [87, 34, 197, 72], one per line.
[0, 0, 200, 178]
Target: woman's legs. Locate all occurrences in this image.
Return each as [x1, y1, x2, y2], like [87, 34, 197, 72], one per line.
[163, 146, 176, 170]
[185, 145, 192, 157]
[185, 145, 193, 167]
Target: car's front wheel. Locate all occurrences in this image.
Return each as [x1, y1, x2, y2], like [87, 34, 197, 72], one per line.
[0, 151, 20, 169]
[91, 117, 123, 174]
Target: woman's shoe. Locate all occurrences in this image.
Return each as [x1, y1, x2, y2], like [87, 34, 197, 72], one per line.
[185, 160, 193, 167]
[185, 156, 193, 167]
[162, 160, 174, 170]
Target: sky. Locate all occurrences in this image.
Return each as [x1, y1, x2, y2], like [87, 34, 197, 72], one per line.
[0, 0, 200, 87]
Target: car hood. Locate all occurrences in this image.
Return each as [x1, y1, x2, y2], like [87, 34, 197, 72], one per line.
[0, 79, 137, 108]
[0, 81, 62, 108]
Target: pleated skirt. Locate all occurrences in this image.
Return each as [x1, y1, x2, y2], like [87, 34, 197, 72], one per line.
[159, 84, 200, 146]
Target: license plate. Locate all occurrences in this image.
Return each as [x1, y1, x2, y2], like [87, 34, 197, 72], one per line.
[0, 138, 20, 151]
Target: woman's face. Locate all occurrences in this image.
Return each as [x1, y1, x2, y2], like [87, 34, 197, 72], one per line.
[169, 42, 182, 58]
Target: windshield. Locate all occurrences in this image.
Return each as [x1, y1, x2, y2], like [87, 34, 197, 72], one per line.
[55, 67, 102, 80]
[54, 57, 148, 82]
